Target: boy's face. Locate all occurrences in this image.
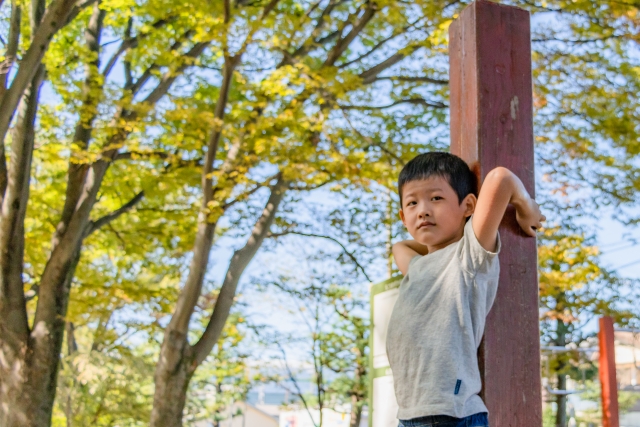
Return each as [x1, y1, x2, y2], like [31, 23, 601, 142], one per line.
[399, 176, 476, 252]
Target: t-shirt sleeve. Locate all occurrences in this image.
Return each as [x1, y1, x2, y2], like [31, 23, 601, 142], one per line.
[407, 254, 422, 272]
[459, 215, 501, 274]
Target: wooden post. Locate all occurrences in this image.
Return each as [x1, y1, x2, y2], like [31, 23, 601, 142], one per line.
[599, 316, 620, 427]
[449, 1, 542, 425]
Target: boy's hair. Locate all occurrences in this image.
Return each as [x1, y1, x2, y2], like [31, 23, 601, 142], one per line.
[398, 152, 477, 206]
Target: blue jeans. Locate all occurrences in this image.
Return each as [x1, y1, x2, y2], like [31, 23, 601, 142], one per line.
[399, 412, 489, 427]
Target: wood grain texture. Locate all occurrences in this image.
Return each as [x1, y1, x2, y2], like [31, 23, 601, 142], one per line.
[449, 1, 542, 425]
[599, 317, 620, 427]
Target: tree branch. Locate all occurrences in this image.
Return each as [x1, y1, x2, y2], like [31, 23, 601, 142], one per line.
[224, 0, 231, 23]
[277, 0, 342, 67]
[221, 172, 281, 210]
[289, 179, 332, 192]
[324, 2, 377, 66]
[128, 30, 194, 95]
[81, 41, 207, 209]
[339, 96, 406, 166]
[101, 17, 172, 78]
[0, 67, 45, 351]
[56, 0, 105, 250]
[340, 97, 446, 110]
[267, 231, 372, 282]
[193, 175, 289, 365]
[0, 0, 54, 349]
[164, 50, 242, 338]
[260, 0, 281, 19]
[337, 32, 396, 69]
[84, 191, 145, 236]
[142, 41, 208, 105]
[373, 75, 448, 85]
[0, 0, 21, 100]
[0, 0, 90, 146]
[275, 340, 319, 427]
[358, 45, 421, 84]
[113, 150, 169, 161]
[531, 35, 624, 44]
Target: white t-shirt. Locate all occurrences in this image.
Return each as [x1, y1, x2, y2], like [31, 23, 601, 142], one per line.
[386, 216, 501, 420]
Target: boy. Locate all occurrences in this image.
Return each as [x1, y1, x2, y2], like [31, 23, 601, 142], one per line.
[386, 152, 545, 427]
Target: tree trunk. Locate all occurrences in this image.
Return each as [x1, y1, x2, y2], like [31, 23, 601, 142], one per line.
[1, 4, 203, 426]
[10, 248, 82, 427]
[349, 393, 362, 427]
[0, 0, 84, 424]
[151, 176, 288, 426]
[350, 335, 366, 427]
[555, 317, 568, 427]
[0, 0, 81, 147]
[65, 322, 77, 427]
[150, 332, 196, 427]
[0, 63, 65, 427]
[1, 3, 106, 422]
[555, 373, 567, 427]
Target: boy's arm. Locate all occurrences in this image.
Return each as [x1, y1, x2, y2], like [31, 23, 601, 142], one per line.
[473, 167, 545, 251]
[392, 240, 429, 276]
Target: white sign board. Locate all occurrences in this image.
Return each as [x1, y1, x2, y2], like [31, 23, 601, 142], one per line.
[369, 277, 402, 427]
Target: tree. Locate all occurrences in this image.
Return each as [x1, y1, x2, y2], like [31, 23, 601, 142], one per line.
[157, 0, 640, 422]
[267, 276, 369, 427]
[1, 0, 218, 423]
[149, 0, 450, 423]
[538, 227, 640, 426]
[0, 0, 110, 423]
[530, 0, 640, 224]
[321, 286, 369, 427]
[51, 303, 251, 427]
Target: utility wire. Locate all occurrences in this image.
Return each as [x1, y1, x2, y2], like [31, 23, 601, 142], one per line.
[601, 243, 639, 254]
[615, 258, 640, 271]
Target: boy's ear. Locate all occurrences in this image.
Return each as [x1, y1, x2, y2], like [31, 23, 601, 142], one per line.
[399, 209, 407, 226]
[462, 194, 477, 217]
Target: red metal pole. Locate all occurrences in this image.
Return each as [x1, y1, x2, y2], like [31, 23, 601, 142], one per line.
[599, 316, 620, 427]
[449, 1, 542, 425]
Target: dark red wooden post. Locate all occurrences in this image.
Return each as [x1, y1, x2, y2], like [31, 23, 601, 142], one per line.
[449, 1, 542, 425]
[599, 316, 620, 427]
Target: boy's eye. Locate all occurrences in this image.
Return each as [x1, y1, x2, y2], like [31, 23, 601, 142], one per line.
[406, 201, 416, 206]
[431, 196, 442, 201]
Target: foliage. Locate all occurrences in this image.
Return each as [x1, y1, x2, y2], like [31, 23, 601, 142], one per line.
[261, 261, 369, 426]
[538, 226, 639, 350]
[185, 312, 253, 426]
[538, 225, 640, 424]
[52, 335, 155, 427]
[542, 405, 555, 427]
[51, 310, 251, 426]
[569, 380, 640, 425]
[529, 0, 640, 224]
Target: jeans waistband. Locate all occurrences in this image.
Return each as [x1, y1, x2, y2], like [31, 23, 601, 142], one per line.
[400, 414, 460, 426]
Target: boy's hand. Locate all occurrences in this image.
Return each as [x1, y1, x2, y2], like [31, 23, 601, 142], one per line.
[514, 197, 545, 237]
[473, 167, 545, 251]
[392, 240, 429, 276]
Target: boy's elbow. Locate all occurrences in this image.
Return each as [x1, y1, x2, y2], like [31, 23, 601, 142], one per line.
[485, 167, 516, 190]
[391, 242, 404, 257]
[486, 166, 513, 182]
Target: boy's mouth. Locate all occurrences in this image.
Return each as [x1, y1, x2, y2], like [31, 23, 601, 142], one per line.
[418, 221, 436, 229]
